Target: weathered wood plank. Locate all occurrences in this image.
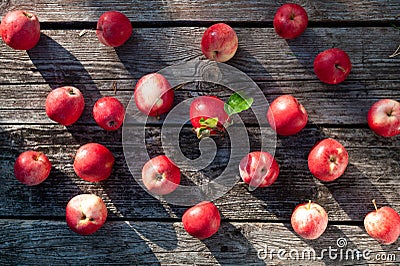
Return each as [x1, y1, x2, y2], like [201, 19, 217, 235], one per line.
[1, 220, 399, 265]
[1, 0, 399, 23]
[0, 27, 399, 84]
[1, 125, 399, 221]
[1, 79, 399, 125]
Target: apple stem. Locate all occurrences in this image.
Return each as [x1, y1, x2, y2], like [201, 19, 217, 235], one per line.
[112, 81, 117, 95]
[372, 199, 378, 211]
[307, 200, 311, 210]
[23, 12, 33, 19]
[68, 88, 76, 95]
[33, 152, 42, 161]
[389, 44, 400, 58]
[335, 64, 346, 73]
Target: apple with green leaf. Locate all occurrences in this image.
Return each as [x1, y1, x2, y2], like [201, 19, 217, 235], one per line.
[190, 92, 253, 139]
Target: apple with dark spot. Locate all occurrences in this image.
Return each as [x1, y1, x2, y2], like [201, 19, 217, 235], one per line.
[96, 11, 132, 47]
[367, 99, 400, 137]
[273, 3, 308, 39]
[239, 151, 280, 188]
[66, 194, 108, 235]
[201, 23, 238, 62]
[134, 73, 174, 117]
[93, 96, 125, 131]
[45, 86, 85, 126]
[182, 201, 221, 239]
[73, 143, 115, 182]
[267, 95, 308, 136]
[0, 10, 40, 50]
[142, 155, 181, 195]
[314, 48, 352, 84]
[308, 138, 348, 182]
[14, 150, 51, 186]
[291, 201, 328, 240]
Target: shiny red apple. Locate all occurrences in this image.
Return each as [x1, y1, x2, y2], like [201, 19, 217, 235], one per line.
[14, 150, 52, 186]
[201, 23, 238, 62]
[142, 155, 181, 195]
[308, 138, 348, 182]
[239, 151, 280, 188]
[314, 48, 352, 84]
[45, 86, 85, 126]
[267, 95, 308, 136]
[134, 73, 174, 117]
[93, 96, 125, 131]
[96, 11, 132, 47]
[73, 143, 115, 182]
[182, 201, 221, 240]
[291, 201, 328, 240]
[190, 95, 230, 139]
[0, 10, 40, 50]
[66, 194, 108, 235]
[364, 199, 400, 245]
[367, 99, 400, 137]
[273, 3, 308, 39]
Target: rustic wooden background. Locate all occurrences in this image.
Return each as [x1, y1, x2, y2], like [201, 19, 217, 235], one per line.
[1, 0, 400, 265]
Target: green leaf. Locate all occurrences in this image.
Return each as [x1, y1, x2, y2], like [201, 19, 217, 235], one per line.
[199, 117, 219, 129]
[224, 92, 254, 117]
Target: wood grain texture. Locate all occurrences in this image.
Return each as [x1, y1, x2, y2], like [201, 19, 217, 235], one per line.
[1, 0, 400, 23]
[1, 220, 399, 265]
[0, 27, 399, 84]
[1, 125, 399, 221]
[1, 1, 400, 264]
[1, 79, 399, 126]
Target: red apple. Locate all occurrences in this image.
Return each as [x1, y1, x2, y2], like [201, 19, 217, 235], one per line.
[239, 151, 280, 188]
[0, 10, 40, 50]
[367, 99, 400, 137]
[96, 11, 132, 47]
[93, 96, 125, 131]
[291, 201, 328, 240]
[73, 143, 115, 182]
[134, 73, 174, 117]
[267, 95, 308, 136]
[66, 194, 108, 235]
[190, 96, 230, 138]
[14, 150, 51, 186]
[45, 86, 85, 126]
[364, 199, 400, 245]
[308, 138, 348, 182]
[182, 201, 221, 240]
[314, 48, 352, 84]
[142, 155, 181, 195]
[201, 23, 238, 62]
[273, 3, 308, 39]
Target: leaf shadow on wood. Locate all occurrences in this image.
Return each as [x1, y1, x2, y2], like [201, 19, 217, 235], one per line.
[203, 222, 266, 266]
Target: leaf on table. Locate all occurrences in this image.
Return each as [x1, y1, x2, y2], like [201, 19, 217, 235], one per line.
[224, 92, 254, 117]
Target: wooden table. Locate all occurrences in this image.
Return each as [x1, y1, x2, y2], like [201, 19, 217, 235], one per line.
[1, 1, 400, 265]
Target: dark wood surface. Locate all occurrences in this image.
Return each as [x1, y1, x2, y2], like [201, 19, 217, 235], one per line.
[1, 1, 400, 265]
